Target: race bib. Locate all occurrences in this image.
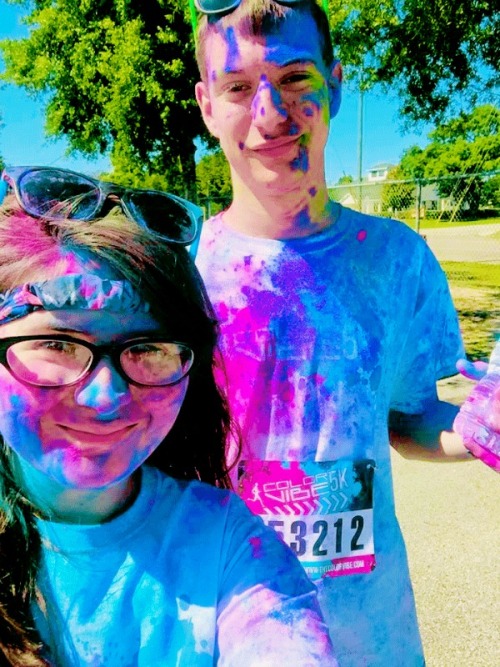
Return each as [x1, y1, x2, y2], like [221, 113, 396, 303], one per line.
[238, 459, 376, 580]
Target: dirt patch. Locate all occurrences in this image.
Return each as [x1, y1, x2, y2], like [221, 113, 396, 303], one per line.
[437, 374, 475, 405]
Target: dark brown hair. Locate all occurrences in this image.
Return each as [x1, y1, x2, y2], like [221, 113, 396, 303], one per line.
[195, 0, 334, 81]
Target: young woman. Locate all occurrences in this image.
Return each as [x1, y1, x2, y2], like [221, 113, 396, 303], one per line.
[0, 167, 336, 666]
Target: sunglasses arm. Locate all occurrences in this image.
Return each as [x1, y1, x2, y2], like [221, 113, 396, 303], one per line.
[188, 230, 201, 259]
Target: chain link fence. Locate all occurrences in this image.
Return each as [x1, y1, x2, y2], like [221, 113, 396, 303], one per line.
[328, 170, 500, 227]
[327, 171, 500, 267]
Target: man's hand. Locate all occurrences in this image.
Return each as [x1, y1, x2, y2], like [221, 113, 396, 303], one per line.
[453, 358, 500, 472]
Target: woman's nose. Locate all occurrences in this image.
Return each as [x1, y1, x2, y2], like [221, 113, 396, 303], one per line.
[73, 358, 131, 415]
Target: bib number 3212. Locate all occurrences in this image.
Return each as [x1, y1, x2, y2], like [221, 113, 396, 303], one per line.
[239, 459, 376, 580]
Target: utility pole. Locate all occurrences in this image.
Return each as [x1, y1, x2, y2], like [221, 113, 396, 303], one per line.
[357, 74, 364, 212]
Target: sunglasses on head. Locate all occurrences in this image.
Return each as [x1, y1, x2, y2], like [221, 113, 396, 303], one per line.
[193, 0, 328, 14]
[1, 166, 203, 247]
[189, 0, 329, 39]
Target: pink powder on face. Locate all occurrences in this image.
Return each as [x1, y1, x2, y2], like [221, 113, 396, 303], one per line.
[357, 230, 367, 242]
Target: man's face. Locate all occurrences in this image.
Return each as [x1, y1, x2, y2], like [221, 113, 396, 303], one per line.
[196, 11, 337, 198]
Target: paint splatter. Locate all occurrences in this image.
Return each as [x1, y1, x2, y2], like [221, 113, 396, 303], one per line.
[251, 76, 288, 122]
[249, 536, 263, 559]
[223, 27, 241, 73]
[291, 146, 309, 172]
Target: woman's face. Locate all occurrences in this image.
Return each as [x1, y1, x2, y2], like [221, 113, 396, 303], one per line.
[0, 255, 188, 492]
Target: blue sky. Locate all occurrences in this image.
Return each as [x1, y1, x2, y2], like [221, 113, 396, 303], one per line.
[0, 3, 432, 185]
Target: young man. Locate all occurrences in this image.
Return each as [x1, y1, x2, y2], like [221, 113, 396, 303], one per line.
[193, 1, 497, 664]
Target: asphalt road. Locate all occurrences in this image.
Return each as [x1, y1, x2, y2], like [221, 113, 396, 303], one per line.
[421, 223, 500, 263]
[392, 449, 500, 667]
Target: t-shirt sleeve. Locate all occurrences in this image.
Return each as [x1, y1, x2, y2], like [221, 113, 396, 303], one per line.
[390, 246, 465, 414]
[215, 494, 337, 667]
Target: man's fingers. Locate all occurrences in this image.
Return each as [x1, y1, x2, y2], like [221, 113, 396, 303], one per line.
[456, 358, 489, 381]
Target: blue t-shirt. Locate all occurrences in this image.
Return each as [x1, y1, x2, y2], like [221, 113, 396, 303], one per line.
[195, 206, 464, 666]
[34, 466, 336, 666]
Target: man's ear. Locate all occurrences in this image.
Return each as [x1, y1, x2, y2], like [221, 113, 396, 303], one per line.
[328, 60, 342, 119]
[195, 81, 220, 139]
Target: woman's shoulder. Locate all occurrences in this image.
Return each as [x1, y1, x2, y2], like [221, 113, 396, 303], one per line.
[143, 466, 239, 519]
[143, 466, 282, 548]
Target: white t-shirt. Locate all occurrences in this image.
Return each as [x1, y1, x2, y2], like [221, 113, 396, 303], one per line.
[34, 466, 336, 666]
[195, 206, 464, 666]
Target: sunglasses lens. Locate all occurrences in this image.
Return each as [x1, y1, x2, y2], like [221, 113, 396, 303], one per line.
[126, 192, 198, 245]
[18, 169, 100, 220]
[194, 0, 241, 13]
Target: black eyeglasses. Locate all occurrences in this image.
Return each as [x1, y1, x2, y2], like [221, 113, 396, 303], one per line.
[1, 166, 203, 246]
[0, 335, 195, 388]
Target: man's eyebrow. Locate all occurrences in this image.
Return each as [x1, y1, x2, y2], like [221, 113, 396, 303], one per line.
[220, 66, 244, 75]
[219, 58, 314, 75]
[279, 57, 315, 66]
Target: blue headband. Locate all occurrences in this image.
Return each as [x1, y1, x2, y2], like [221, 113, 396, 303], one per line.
[0, 274, 149, 324]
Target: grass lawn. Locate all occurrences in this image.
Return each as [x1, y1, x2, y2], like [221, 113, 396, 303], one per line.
[419, 216, 500, 230]
[441, 261, 499, 360]
[397, 216, 500, 231]
[441, 261, 500, 289]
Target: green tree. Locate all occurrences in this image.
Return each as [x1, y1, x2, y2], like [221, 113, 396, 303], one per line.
[381, 165, 414, 214]
[196, 149, 232, 216]
[0, 0, 205, 195]
[336, 174, 354, 185]
[1, 0, 496, 192]
[481, 173, 500, 209]
[400, 105, 500, 216]
[329, 0, 498, 123]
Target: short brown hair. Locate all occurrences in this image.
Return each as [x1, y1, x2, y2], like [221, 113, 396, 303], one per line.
[195, 0, 334, 81]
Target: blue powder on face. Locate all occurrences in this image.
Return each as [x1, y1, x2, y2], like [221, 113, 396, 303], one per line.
[251, 76, 288, 121]
[224, 27, 240, 73]
[290, 146, 309, 172]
